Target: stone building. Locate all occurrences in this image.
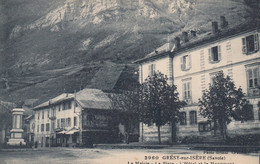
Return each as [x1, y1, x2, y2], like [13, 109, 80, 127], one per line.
[134, 18, 260, 143]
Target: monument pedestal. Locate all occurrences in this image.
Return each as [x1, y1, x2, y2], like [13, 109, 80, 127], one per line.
[7, 108, 26, 146]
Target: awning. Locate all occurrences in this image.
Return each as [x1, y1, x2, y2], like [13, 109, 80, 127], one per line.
[57, 130, 67, 134]
[65, 129, 80, 135]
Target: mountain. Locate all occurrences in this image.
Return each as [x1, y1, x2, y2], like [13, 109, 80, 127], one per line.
[0, 0, 250, 105]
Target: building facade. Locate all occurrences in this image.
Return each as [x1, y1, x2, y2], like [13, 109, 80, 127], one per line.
[32, 88, 139, 147]
[33, 93, 79, 147]
[135, 19, 260, 142]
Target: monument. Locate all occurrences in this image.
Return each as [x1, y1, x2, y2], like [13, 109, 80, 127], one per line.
[7, 108, 26, 145]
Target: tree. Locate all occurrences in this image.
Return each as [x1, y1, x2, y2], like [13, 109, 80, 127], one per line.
[110, 71, 183, 144]
[198, 72, 251, 140]
[141, 72, 183, 144]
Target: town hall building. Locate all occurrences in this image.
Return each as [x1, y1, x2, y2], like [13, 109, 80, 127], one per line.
[134, 17, 260, 143]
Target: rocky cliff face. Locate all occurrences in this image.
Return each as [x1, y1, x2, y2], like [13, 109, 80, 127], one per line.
[10, 0, 195, 38]
[0, 0, 249, 104]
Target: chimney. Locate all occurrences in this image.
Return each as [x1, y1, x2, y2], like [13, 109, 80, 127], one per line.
[190, 30, 196, 37]
[182, 31, 188, 43]
[220, 16, 228, 28]
[212, 21, 219, 34]
[174, 37, 181, 49]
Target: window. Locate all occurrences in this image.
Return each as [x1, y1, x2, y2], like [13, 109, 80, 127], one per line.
[42, 111, 44, 119]
[57, 119, 60, 128]
[87, 115, 95, 126]
[198, 121, 211, 132]
[242, 34, 259, 54]
[52, 122, 55, 131]
[246, 64, 260, 96]
[38, 112, 40, 120]
[68, 101, 71, 109]
[61, 118, 65, 128]
[208, 46, 221, 63]
[247, 67, 259, 88]
[148, 64, 156, 77]
[74, 116, 77, 127]
[61, 103, 65, 110]
[189, 111, 197, 125]
[181, 55, 191, 71]
[32, 123, 35, 131]
[46, 123, 50, 132]
[180, 112, 187, 125]
[58, 104, 61, 112]
[243, 103, 254, 121]
[41, 124, 44, 132]
[47, 110, 49, 118]
[37, 125, 39, 132]
[182, 80, 192, 104]
[67, 118, 71, 127]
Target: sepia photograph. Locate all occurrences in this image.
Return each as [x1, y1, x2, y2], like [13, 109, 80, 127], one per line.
[0, 0, 259, 163]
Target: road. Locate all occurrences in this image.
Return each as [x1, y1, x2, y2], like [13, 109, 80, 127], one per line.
[0, 147, 259, 164]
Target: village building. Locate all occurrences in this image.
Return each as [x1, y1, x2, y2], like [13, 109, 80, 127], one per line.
[32, 88, 139, 148]
[134, 18, 260, 143]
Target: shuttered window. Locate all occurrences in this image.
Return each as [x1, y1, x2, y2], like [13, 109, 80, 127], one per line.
[181, 55, 191, 71]
[189, 111, 197, 125]
[242, 34, 259, 54]
[246, 63, 260, 96]
[247, 67, 259, 88]
[148, 64, 156, 77]
[208, 45, 221, 63]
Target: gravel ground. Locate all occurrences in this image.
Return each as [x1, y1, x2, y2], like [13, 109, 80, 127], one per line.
[0, 147, 258, 164]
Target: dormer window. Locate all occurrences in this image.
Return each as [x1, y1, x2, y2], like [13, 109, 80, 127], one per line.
[242, 34, 259, 55]
[208, 46, 221, 63]
[181, 55, 191, 71]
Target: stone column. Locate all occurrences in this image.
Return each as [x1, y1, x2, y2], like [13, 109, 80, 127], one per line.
[7, 108, 26, 145]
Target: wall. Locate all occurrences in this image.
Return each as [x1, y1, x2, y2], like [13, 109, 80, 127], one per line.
[139, 123, 172, 143]
[173, 29, 260, 137]
[34, 99, 80, 147]
[139, 56, 173, 85]
[174, 30, 260, 103]
[138, 29, 260, 140]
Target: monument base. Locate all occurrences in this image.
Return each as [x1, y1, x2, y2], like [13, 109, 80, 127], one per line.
[7, 138, 26, 146]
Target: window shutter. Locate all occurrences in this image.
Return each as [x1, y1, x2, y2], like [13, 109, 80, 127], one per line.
[148, 64, 151, 76]
[254, 33, 259, 51]
[153, 64, 156, 74]
[180, 56, 184, 71]
[208, 48, 212, 62]
[242, 37, 247, 54]
[182, 83, 185, 99]
[187, 82, 191, 98]
[218, 46, 221, 61]
[188, 55, 191, 69]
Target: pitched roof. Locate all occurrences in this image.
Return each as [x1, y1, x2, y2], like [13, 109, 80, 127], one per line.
[33, 93, 74, 110]
[76, 88, 113, 110]
[32, 88, 114, 111]
[134, 21, 259, 63]
[86, 61, 126, 91]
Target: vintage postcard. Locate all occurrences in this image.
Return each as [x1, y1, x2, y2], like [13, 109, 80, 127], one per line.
[0, 0, 259, 163]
